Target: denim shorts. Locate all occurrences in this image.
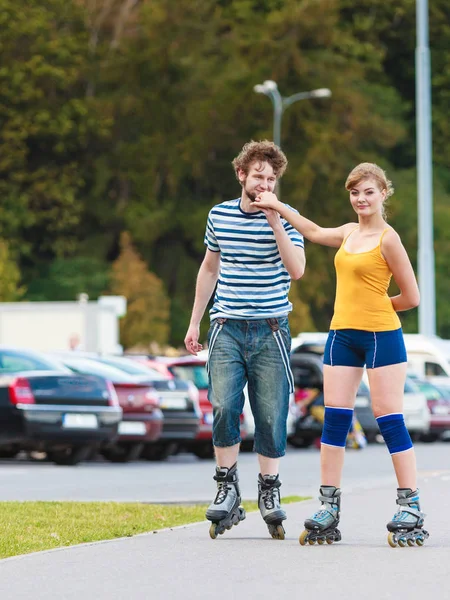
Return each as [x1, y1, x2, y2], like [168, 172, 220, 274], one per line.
[207, 317, 294, 458]
[323, 328, 407, 369]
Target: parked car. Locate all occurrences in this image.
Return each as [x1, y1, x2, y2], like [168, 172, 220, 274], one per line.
[361, 372, 430, 440]
[290, 352, 373, 447]
[409, 377, 450, 442]
[80, 354, 202, 461]
[161, 355, 216, 459]
[0, 347, 122, 465]
[50, 354, 164, 462]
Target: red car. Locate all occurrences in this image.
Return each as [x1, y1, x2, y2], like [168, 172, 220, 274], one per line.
[157, 356, 247, 459]
[413, 378, 450, 442]
[52, 355, 164, 462]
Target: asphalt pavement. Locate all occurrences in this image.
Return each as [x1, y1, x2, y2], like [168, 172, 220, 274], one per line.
[0, 444, 449, 599]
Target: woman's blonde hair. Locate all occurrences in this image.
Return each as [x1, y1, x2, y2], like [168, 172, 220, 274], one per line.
[345, 162, 394, 198]
[345, 163, 394, 219]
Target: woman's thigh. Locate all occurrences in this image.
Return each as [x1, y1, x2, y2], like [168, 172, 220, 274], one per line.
[323, 365, 364, 408]
[367, 363, 407, 417]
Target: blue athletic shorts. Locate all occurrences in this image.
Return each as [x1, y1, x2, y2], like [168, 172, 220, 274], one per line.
[323, 328, 407, 369]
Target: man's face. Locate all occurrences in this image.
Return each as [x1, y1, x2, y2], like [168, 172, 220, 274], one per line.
[238, 161, 277, 201]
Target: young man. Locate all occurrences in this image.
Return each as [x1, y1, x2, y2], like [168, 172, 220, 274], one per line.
[184, 140, 305, 539]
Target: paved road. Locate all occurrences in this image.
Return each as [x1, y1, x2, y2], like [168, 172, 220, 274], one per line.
[0, 464, 448, 599]
[2, 442, 446, 503]
[0, 444, 448, 599]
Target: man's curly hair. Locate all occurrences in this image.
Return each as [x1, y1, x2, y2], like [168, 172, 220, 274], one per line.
[232, 140, 288, 182]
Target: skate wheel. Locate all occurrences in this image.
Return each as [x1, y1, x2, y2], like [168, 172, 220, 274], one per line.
[209, 523, 218, 540]
[416, 537, 424, 547]
[299, 530, 309, 546]
[317, 538, 325, 545]
[308, 538, 315, 545]
[387, 532, 398, 548]
[398, 538, 407, 547]
[326, 537, 334, 544]
[407, 539, 415, 547]
[268, 524, 285, 540]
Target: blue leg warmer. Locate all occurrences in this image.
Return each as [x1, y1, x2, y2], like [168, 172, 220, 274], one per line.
[376, 413, 413, 455]
[321, 407, 354, 448]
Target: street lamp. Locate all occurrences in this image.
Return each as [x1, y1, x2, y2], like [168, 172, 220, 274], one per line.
[416, 0, 436, 336]
[253, 80, 332, 149]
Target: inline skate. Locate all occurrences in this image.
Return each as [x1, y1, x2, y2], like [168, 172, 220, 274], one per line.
[299, 485, 341, 545]
[387, 488, 429, 547]
[258, 474, 286, 540]
[206, 463, 246, 539]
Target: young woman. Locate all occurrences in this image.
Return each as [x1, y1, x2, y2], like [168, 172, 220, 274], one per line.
[252, 163, 429, 547]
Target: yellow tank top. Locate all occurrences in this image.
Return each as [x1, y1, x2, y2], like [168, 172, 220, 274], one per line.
[330, 227, 401, 332]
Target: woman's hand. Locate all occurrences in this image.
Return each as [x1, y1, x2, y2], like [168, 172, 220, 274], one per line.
[252, 191, 281, 211]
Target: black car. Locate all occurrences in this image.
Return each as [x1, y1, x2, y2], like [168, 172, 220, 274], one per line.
[289, 351, 376, 448]
[0, 347, 122, 465]
[55, 353, 201, 461]
[94, 355, 202, 460]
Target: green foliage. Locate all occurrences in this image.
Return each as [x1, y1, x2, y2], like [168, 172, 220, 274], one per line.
[109, 232, 170, 348]
[25, 257, 110, 301]
[0, 240, 25, 301]
[1, 0, 449, 341]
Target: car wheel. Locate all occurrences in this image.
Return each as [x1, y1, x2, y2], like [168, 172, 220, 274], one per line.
[419, 433, 439, 443]
[239, 440, 254, 452]
[101, 443, 144, 463]
[192, 443, 215, 459]
[0, 446, 19, 459]
[141, 442, 177, 461]
[288, 436, 314, 449]
[47, 445, 93, 466]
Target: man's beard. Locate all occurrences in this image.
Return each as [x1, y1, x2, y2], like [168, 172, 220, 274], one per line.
[244, 184, 257, 202]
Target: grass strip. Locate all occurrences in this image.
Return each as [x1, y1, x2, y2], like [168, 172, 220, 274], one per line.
[0, 496, 308, 559]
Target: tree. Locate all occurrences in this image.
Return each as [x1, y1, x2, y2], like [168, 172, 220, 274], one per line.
[0, 240, 25, 301]
[109, 232, 170, 347]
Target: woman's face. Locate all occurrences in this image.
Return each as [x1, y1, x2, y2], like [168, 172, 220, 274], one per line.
[349, 178, 386, 217]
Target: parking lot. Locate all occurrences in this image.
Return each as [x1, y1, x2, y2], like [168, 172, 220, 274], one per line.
[1, 441, 448, 503]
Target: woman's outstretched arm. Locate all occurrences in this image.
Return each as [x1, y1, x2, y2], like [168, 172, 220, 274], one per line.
[252, 192, 354, 248]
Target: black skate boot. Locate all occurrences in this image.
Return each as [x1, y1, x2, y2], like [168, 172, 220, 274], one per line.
[206, 463, 246, 539]
[258, 474, 286, 540]
[299, 486, 342, 545]
[386, 488, 429, 547]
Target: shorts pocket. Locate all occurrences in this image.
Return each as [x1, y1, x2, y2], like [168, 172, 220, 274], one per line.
[206, 319, 226, 375]
[272, 328, 295, 394]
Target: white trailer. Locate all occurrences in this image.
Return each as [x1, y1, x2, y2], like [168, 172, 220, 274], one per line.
[0, 296, 126, 353]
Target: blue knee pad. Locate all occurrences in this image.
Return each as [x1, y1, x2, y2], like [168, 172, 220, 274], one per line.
[321, 407, 354, 447]
[376, 413, 413, 455]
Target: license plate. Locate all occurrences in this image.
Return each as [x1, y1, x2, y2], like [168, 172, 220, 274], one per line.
[118, 421, 147, 435]
[433, 406, 449, 415]
[160, 398, 187, 409]
[62, 414, 98, 429]
[204, 412, 214, 425]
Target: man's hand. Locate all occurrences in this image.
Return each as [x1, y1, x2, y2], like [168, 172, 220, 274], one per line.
[260, 207, 282, 230]
[184, 324, 203, 355]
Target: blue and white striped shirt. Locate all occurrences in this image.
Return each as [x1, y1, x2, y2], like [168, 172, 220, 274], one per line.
[204, 198, 304, 320]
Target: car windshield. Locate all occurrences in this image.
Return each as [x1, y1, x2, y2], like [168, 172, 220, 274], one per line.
[414, 380, 445, 400]
[169, 365, 208, 390]
[404, 377, 422, 394]
[0, 350, 70, 374]
[96, 357, 165, 380]
[58, 357, 136, 382]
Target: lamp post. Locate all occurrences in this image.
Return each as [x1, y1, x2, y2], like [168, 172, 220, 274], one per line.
[416, 0, 436, 336]
[253, 80, 332, 149]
